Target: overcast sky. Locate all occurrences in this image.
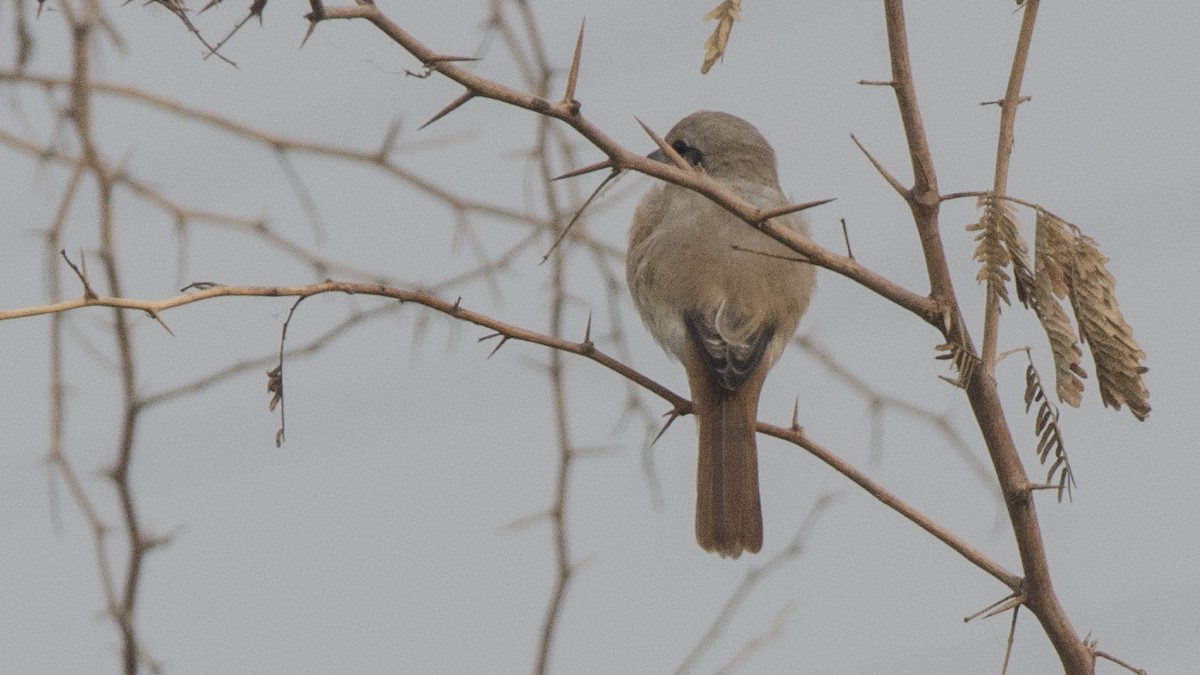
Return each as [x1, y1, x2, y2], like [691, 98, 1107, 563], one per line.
[2, 2, 1197, 673]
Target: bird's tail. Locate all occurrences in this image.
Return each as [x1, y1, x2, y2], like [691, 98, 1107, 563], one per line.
[689, 354, 766, 558]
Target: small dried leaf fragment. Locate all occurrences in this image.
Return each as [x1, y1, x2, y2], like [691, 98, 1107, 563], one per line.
[935, 341, 979, 389]
[266, 365, 283, 412]
[701, 0, 741, 74]
[1068, 232, 1150, 420]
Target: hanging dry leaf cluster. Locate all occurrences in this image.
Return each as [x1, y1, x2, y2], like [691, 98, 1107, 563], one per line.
[701, 0, 741, 74]
[971, 195, 1150, 420]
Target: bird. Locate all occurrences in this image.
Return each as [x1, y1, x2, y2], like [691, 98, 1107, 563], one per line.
[626, 111, 816, 558]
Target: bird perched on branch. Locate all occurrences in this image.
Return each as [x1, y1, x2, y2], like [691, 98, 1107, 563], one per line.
[627, 111, 815, 558]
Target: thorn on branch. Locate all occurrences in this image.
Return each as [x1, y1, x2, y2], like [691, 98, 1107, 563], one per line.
[427, 54, 481, 64]
[181, 281, 219, 292]
[1094, 649, 1149, 675]
[857, 79, 897, 87]
[755, 197, 836, 224]
[652, 407, 686, 446]
[144, 308, 175, 337]
[562, 20, 586, 106]
[983, 594, 1024, 620]
[542, 168, 621, 263]
[302, 0, 326, 48]
[980, 95, 1033, 107]
[552, 159, 615, 181]
[729, 245, 809, 264]
[300, 19, 318, 49]
[840, 218, 855, 260]
[963, 591, 1024, 622]
[478, 332, 511, 359]
[636, 117, 692, 172]
[582, 312, 593, 348]
[419, 91, 475, 130]
[152, 0, 238, 67]
[138, 530, 175, 553]
[850, 133, 908, 198]
[488, 335, 511, 359]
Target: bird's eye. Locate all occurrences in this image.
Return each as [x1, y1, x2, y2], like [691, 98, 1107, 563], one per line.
[672, 140, 704, 167]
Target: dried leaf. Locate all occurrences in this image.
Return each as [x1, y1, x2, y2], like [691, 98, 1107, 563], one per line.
[1068, 233, 1150, 420]
[1032, 212, 1085, 406]
[1035, 210, 1074, 298]
[1031, 281, 1086, 408]
[266, 366, 283, 412]
[701, 0, 741, 74]
[969, 194, 1027, 308]
[1022, 359, 1076, 502]
[995, 198, 1034, 307]
[935, 341, 979, 389]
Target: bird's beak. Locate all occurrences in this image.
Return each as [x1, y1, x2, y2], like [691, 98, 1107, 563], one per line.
[647, 148, 666, 163]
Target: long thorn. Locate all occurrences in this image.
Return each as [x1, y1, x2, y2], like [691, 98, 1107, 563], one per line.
[146, 309, 175, 337]
[635, 117, 691, 172]
[840, 218, 855, 260]
[300, 19, 317, 49]
[563, 19, 586, 104]
[419, 91, 474, 130]
[756, 197, 837, 222]
[651, 409, 683, 446]
[963, 592, 1022, 622]
[486, 335, 511, 359]
[984, 594, 1024, 620]
[428, 54, 480, 63]
[850, 133, 907, 197]
[552, 159, 614, 181]
[541, 169, 620, 263]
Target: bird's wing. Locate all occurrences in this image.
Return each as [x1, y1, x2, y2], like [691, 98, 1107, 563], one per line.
[684, 305, 774, 392]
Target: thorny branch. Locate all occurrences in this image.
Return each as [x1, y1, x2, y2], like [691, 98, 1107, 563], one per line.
[2, 278, 1021, 593]
[876, 1, 1096, 672]
[3, 2, 1148, 673]
[313, 2, 941, 326]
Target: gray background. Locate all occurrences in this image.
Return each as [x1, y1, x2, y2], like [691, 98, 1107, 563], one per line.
[2, 2, 1197, 673]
